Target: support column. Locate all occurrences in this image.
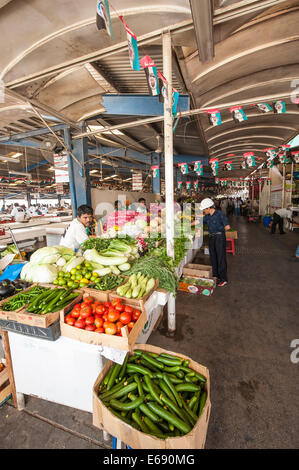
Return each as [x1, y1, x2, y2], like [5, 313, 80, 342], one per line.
[163, 32, 175, 334]
[26, 192, 31, 208]
[282, 164, 286, 208]
[65, 124, 91, 217]
[64, 127, 77, 216]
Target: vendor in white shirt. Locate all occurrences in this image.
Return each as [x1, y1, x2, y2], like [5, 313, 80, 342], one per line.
[60, 204, 93, 250]
[271, 207, 292, 235]
[10, 203, 25, 222]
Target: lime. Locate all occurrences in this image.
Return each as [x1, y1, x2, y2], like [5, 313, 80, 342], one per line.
[85, 272, 91, 280]
[72, 282, 79, 289]
[58, 271, 64, 277]
[67, 281, 73, 287]
[87, 266, 94, 272]
[92, 272, 99, 278]
[70, 268, 77, 275]
[53, 279, 59, 285]
[59, 279, 66, 286]
[90, 276, 96, 282]
[84, 262, 91, 268]
[79, 282, 86, 289]
[81, 278, 89, 284]
[71, 275, 76, 281]
[75, 274, 82, 281]
[64, 272, 71, 279]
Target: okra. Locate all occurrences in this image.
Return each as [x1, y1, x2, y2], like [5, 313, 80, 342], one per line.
[139, 358, 160, 373]
[128, 393, 160, 423]
[132, 412, 150, 434]
[143, 416, 166, 438]
[144, 375, 163, 405]
[158, 379, 177, 405]
[105, 382, 137, 401]
[110, 396, 144, 411]
[198, 391, 207, 417]
[118, 353, 129, 381]
[160, 353, 184, 363]
[162, 374, 182, 408]
[175, 383, 200, 393]
[127, 364, 153, 377]
[156, 357, 182, 367]
[140, 352, 165, 370]
[107, 363, 122, 391]
[133, 374, 144, 397]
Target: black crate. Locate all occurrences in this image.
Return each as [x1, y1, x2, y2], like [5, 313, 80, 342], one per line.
[0, 318, 61, 341]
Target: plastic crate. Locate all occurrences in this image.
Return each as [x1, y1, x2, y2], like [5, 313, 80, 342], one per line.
[0, 318, 61, 341]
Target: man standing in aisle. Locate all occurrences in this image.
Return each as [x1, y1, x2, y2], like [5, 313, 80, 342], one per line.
[200, 198, 230, 287]
[271, 206, 292, 235]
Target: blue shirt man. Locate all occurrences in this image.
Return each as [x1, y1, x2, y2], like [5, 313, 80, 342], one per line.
[200, 198, 230, 286]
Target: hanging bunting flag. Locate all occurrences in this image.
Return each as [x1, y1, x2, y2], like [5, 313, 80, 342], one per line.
[224, 161, 234, 171]
[273, 100, 286, 114]
[263, 147, 277, 159]
[140, 55, 159, 96]
[158, 71, 168, 103]
[279, 144, 291, 152]
[186, 181, 191, 190]
[96, 1, 113, 38]
[172, 88, 179, 117]
[194, 161, 203, 174]
[209, 158, 219, 176]
[278, 153, 288, 164]
[177, 181, 182, 190]
[206, 109, 222, 126]
[151, 165, 160, 179]
[178, 162, 189, 175]
[256, 103, 272, 113]
[193, 180, 199, 191]
[244, 152, 256, 167]
[230, 106, 247, 123]
[291, 151, 299, 164]
[215, 178, 219, 184]
[119, 16, 140, 71]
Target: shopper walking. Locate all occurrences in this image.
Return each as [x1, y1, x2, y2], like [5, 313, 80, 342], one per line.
[234, 198, 242, 216]
[200, 198, 230, 287]
[271, 207, 292, 235]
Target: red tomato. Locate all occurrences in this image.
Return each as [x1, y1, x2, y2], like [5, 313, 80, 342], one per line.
[71, 309, 81, 319]
[74, 319, 85, 329]
[107, 309, 119, 323]
[105, 322, 117, 335]
[66, 317, 76, 326]
[94, 301, 102, 307]
[124, 306, 133, 315]
[81, 305, 92, 315]
[85, 324, 96, 331]
[91, 304, 97, 314]
[115, 303, 124, 313]
[84, 296, 94, 304]
[95, 327, 105, 333]
[104, 302, 111, 308]
[103, 321, 110, 329]
[80, 310, 91, 319]
[132, 309, 142, 322]
[96, 305, 106, 315]
[111, 299, 121, 307]
[94, 317, 104, 329]
[85, 316, 95, 325]
[115, 321, 124, 333]
[72, 304, 81, 311]
[127, 321, 135, 331]
[119, 312, 132, 325]
[102, 313, 108, 322]
[65, 313, 72, 321]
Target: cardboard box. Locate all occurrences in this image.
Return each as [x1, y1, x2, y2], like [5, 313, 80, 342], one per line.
[92, 344, 211, 449]
[183, 264, 212, 279]
[109, 279, 159, 309]
[81, 277, 128, 302]
[60, 291, 147, 351]
[225, 230, 238, 239]
[179, 276, 216, 296]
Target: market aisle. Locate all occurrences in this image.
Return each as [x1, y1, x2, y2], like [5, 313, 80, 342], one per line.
[151, 215, 299, 448]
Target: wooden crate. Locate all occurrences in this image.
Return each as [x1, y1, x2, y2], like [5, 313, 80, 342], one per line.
[60, 291, 147, 351]
[0, 363, 11, 405]
[0, 284, 38, 321]
[109, 279, 159, 308]
[81, 276, 127, 302]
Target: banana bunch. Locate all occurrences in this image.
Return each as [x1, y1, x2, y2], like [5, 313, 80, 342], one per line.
[116, 273, 156, 299]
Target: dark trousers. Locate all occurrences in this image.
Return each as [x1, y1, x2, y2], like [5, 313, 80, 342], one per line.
[208, 232, 228, 282]
[271, 213, 284, 234]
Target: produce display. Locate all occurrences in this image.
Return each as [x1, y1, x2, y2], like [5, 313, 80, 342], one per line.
[180, 277, 214, 287]
[53, 260, 101, 289]
[127, 256, 178, 296]
[0, 244, 26, 260]
[115, 273, 156, 299]
[0, 279, 31, 300]
[1, 285, 47, 311]
[26, 287, 79, 315]
[64, 296, 142, 335]
[20, 246, 75, 283]
[97, 350, 208, 439]
[88, 274, 126, 291]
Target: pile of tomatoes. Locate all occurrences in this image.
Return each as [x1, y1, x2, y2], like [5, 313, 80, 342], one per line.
[64, 296, 142, 335]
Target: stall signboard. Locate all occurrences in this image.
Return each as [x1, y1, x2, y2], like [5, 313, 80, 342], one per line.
[132, 172, 143, 191]
[270, 184, 282, 209]
[54, 153, 69, 183]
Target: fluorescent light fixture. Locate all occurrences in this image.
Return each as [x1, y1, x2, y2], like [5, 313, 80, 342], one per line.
[9, 170, 32, 178]
[10, 152, 22, 159]
[47, 167, 55, 171]
[90, 170, 99, 174]
[123, 177, 132, 182]
[89, 125, 124, 136]
[0, 155, 20, 163]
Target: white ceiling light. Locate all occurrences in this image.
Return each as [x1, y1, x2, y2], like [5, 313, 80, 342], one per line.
[123, 177, 132, 181]
[9, 170, 32, 178]
[90, 170, 99, 174]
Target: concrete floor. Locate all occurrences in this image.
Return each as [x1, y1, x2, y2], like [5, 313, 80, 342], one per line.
[0, 215, 298, 449]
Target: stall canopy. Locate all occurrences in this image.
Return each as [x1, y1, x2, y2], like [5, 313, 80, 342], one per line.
[0, 0, 298, 196]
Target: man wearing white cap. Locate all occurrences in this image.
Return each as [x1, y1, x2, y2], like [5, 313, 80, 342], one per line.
[200, 198, 231, 286]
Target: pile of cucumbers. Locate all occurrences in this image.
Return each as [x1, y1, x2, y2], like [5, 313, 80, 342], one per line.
[98, 350, 207, 439]
[26, 287, 79, 315]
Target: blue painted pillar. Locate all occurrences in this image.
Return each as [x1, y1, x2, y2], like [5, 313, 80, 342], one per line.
[26, 192, 31, 208]
[65, 123, 91, 217]
[151, 153, 161, 194]
[64, 127, 77, 216]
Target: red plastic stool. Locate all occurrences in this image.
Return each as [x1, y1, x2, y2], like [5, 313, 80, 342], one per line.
[226, 238, 235, 255]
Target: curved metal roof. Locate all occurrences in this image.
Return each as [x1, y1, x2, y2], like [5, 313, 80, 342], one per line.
[0, 0, 298, 190]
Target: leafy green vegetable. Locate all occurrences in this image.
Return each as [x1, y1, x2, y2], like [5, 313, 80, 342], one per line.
[81, 238, 111, 252]
[128, 256, 178, 296]
[91, 274, 126, 291]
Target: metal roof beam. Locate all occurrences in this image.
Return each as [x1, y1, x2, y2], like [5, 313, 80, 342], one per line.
[190, 0, 214, 63]
[0, 123, 68, 142]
